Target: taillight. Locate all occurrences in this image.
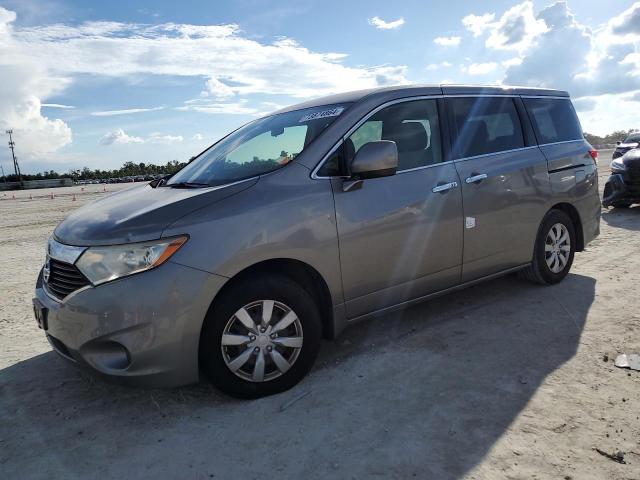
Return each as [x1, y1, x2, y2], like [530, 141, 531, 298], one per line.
[589, 149, 598, 166]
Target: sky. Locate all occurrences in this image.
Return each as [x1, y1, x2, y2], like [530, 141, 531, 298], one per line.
[0, 0, 639, 174]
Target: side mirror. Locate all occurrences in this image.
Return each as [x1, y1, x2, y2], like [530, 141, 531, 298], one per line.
[617, 141, 622, 145]
[350, 141, 398, 180]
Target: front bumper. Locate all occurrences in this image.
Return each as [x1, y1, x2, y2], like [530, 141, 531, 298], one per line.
[602, 173, 640, 207]
[34, 261, 227, 388]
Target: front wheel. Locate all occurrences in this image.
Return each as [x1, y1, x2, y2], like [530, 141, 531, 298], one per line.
[519, 209, 576, 285]
[199, 274, 322, 399]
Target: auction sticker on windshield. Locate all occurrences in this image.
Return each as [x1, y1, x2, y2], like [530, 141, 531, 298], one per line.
[299, 107, 344, 122]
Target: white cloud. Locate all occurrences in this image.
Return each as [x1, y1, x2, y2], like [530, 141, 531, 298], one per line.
[610, 2, 640, 37]
[462, 13, 496, 37]
[0, 7, 409, 163]
[0, 6, 15, 24]
[260, 101, 286, 111]
[577, 93, 640, 135]
[202, 76, 235, 99]
[426, 61, 453, 71]
[148, 132, 183, 144]
[192, 133, 204, 140]
[456, 2, 640, 133]
[503, 2, 640, 98]
[572, 97, 597, 112]
[486, 1, 547, 51]
[367, 16, 405, 30]
[501, 57, 522, 68]
[8, 19, 408, 98]
[177, 99, 260, 115]
[99, 129, 183, 145]
[462, 2, 547, 52]
[90, 107, 164, 116]
[0, 8, 72, 157]
[434, 36, 461, 46]
[99, 129, 144, 146]
[41, 103, 75, 109]
[466, 62, 498, 75]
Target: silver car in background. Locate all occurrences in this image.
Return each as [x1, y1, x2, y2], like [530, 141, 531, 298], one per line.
[33, 85, 601, 398]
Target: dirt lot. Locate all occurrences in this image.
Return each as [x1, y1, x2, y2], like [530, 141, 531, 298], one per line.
[1, 155, 639, 479]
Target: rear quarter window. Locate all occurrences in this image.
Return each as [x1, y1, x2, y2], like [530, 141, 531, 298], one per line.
[523, 98, 583, 145]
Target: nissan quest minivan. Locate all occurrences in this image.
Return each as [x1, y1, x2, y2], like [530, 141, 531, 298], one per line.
[33, 85, 601, 398]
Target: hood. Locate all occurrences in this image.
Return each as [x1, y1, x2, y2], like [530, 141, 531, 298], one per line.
[54, 178, 258, 246]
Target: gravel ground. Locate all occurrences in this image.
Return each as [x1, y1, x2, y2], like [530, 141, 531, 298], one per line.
[1, 155, 639, 479]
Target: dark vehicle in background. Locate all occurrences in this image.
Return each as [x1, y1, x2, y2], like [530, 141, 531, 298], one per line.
[612, 132, 640, 159]
[603, 148, 640, 208]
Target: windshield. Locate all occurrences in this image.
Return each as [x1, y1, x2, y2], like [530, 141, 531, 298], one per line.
[166, 104, 350, 186]
[623, 133, 640, 143]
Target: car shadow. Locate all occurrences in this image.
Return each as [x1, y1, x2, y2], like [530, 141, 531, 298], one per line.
[1, 273, 595, 480]
[602, 204, 640, 231]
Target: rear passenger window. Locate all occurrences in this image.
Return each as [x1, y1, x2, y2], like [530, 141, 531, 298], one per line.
[523, 98, 582, 145]
[449, 97, 524, 158]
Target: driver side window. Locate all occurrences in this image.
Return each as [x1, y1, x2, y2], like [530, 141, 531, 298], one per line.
[316, 99, 442, 177]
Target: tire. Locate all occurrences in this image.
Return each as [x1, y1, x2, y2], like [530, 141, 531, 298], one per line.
[199, 274, 322, 399]
[519, 209, 576, 285]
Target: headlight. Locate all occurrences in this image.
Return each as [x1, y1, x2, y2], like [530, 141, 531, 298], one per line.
[76, 236, 188, 285]
[611, 158, 625, 172]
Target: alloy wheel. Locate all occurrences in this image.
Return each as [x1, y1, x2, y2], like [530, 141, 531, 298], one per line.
[221, 300, 303, 382]
[544, 223, 571, 273]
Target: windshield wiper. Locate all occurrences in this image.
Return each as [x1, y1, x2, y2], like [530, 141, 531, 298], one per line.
[166, 181, 211, 189]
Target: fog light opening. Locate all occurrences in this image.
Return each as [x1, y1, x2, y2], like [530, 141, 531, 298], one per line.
[83, 341, 131, 371]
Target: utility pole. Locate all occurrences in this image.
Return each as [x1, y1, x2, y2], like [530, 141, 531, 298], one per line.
[5, 130, 22, 186]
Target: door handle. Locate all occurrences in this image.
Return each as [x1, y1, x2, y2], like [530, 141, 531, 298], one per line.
[465, 173, 488, 184]
[432, 181, 458, 193]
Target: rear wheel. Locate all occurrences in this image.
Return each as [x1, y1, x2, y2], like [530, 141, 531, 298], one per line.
[519, 209, 576, 285]
[200, 274, 322, 398]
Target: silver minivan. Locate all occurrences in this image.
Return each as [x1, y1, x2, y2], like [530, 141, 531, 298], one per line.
[33, 85, 601, 398]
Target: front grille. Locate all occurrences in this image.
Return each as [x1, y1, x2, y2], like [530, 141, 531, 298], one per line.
[46, 258, 91, 300]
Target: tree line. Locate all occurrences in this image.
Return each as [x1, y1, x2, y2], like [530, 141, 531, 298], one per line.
[1, 160, 188, 183]
[2, 128, 640, 183]
[584, 129, 639, 148]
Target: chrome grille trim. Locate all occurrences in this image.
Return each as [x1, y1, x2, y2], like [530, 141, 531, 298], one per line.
[45, 258, 91, 301]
